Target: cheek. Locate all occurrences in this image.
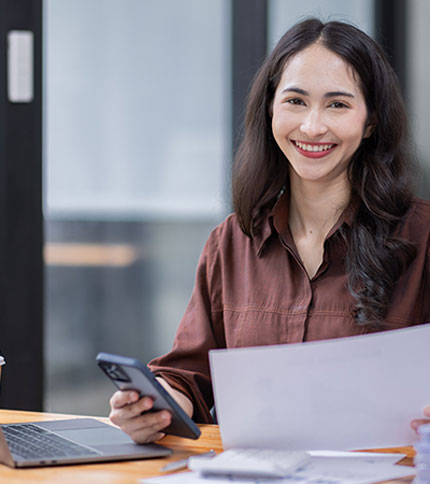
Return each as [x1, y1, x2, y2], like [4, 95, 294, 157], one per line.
[346, 127, 367, 147]
[271, 115, 282, 145]
[271, 123, 289, 153]
[271, 111, 292, 142]
[336, 114, 368, 148]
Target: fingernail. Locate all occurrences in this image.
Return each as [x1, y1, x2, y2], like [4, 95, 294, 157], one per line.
[161, 412, 170, 421]
[424, 405, 430, 416]
[142, 399, 152, 410]
[128, 392, 138, 403]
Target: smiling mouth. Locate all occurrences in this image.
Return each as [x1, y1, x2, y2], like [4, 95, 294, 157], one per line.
[292, 140, 337, 158]
[294, 141, 335, 152]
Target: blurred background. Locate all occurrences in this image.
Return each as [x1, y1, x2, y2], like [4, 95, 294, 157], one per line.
[0, 0, 429, 416]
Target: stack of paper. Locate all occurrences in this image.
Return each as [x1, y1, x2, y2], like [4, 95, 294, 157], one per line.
[141, 451, 414, 484]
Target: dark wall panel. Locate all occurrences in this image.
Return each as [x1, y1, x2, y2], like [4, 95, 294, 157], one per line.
[232, 0, 267, 155]
[0, 0, 43, 410]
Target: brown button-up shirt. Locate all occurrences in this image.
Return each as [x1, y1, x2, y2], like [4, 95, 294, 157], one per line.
[149, 195, 430, 422]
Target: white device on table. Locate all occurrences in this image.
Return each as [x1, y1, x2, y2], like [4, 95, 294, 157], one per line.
[188, 448, 311, 478]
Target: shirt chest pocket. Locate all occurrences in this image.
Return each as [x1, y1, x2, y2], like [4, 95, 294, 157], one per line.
[222, 306, 292, 348]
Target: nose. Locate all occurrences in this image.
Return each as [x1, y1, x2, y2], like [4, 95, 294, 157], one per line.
[299, 108, 328, 138]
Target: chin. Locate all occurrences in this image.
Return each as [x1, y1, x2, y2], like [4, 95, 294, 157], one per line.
[290, 162, 348, 185]
[292, 169, 332, 183]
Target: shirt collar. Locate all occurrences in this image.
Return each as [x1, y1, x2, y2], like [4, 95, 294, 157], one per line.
[255, 193, 289, 257]
[255, 192, 358, 257]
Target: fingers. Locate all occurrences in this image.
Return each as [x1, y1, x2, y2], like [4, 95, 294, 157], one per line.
[110, 390, 139, 410]
[109, 390, 172, 444]
[110, 390, 152, 418]
[411, 418, 430, 432]
[125, 410, 172, 444]
[410, 406, 430, 433]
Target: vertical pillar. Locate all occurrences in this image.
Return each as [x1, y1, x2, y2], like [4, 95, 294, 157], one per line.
[0, 0, 43, 410]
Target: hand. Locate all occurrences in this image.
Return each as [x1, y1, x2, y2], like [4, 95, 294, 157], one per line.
[410, 405, 430, 434]
[109, 390, 172, 444]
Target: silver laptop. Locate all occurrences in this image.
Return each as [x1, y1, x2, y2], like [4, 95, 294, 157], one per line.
[0, 418, 171, 468]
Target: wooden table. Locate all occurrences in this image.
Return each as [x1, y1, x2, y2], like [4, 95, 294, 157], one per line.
[0, 409, 415, 484]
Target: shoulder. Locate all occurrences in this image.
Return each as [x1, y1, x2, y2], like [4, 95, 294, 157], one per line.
[403, 197, 430, 227]
[197, 214, 254, 285]
[208, 213, 251, 249]
[397, 197, 430, 248]
[201, 212, 265, 264]
[409, 197, 430, 216]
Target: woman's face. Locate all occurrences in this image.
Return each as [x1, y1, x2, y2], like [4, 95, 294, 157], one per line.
[271, 43, 371, 186]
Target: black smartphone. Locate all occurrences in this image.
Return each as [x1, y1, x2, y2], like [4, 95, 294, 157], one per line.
[96, 352, 201, 440]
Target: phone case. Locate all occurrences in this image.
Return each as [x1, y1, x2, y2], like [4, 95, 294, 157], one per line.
[96, 352, 201, 439]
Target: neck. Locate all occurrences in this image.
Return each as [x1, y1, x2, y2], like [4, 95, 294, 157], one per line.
[288, 175, 351, 239]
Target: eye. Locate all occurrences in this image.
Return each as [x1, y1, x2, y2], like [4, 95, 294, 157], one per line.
[286, 98, 305, 106]
[329, 101, 348, 109]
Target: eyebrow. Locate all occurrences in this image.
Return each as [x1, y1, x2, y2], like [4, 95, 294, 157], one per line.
[281, 87, 355, 98]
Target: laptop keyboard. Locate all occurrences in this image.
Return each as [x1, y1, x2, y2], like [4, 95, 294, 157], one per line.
[2, 423, 101, 460]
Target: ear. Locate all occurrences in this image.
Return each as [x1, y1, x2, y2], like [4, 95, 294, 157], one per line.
[363, 113, 376, 139]
[363, 122, 375, 139]
[268, 100, 274, 118]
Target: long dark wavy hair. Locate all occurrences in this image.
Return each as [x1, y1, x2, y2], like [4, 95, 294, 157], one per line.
[232, 18, 417, 327]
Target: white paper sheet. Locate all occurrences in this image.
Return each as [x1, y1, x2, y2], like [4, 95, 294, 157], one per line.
[308, 450, 405, 463]
[140, 455, 414, 484]
[289, 456, 414, 483]
[209, 323, 430, 450]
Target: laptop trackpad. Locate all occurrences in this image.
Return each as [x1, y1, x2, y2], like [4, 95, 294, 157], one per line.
[60, 427, 134, 446]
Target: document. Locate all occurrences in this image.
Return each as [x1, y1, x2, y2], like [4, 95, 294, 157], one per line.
[141, 452, 413, 484]
[209, 323, 430, 450]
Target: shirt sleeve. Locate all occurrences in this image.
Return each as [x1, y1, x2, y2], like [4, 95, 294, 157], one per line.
[423, 242, 430, 323]
[148, 224, 226, 423]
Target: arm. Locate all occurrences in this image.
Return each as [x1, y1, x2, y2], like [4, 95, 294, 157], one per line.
[110, 222, 227, 438]
[411, 405, 430, 433]
[157, 377, 193, 417]
[149, 223, 227, 422]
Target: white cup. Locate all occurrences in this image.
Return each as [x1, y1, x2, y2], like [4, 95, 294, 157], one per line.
[0, 356, 5, 381]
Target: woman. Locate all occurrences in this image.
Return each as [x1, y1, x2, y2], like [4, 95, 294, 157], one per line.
[110, 18, 430, 443]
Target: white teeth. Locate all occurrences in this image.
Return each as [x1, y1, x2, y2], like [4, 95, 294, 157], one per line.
[295, 141, 334, 152]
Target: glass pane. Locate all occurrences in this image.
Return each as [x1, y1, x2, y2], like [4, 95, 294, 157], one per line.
[408, 0, 430, 198]
[268, 0, 374, 46]
[43, 0, 230, 415]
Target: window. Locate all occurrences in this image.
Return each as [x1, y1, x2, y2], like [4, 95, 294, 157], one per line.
[43, 0, 231, 414]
